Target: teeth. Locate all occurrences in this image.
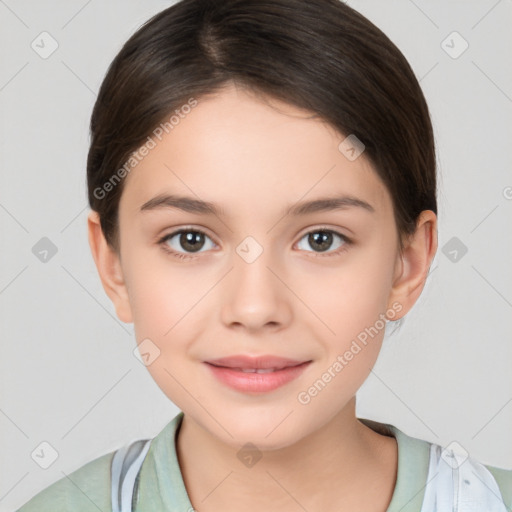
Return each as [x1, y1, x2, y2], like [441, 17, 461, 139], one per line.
[239, 368, 277, 373]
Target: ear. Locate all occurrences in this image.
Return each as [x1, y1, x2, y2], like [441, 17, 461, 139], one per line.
[87, 210, 133, 323]
[386, 210, 438, 320]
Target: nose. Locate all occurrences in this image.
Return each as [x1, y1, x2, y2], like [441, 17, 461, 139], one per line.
[219, 243, 293, 333]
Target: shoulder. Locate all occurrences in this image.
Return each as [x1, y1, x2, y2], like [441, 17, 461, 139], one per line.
[485, 463, 512, 509]
[359, 417, 512, 511]
[16, 413, 186, 512]
[412, 434, 512, 510]
[16, 449, 115, 512]
[422, 441, 512, 510]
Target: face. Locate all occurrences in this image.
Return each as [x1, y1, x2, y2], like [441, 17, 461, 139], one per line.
[111, 83, 407, 450]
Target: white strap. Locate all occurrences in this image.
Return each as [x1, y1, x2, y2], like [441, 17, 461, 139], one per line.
[420, 443, 507, 512]
[111, 439, 152, 512]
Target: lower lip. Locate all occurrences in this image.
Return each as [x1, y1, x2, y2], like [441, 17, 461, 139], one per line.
[204, 361, 311, 393]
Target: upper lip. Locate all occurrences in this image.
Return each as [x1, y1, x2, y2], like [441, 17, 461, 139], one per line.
[205, 355, 310, 370]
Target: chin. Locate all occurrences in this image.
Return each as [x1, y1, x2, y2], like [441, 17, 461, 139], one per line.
[210, 410, 310, 452]
[228, 427, 303, 452]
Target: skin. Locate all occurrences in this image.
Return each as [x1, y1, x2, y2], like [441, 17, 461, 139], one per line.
[88, 82, 437, 511]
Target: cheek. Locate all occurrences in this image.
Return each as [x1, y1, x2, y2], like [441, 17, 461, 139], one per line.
[125, 260, 204, 409]
[298, 267, 391, 412]
[308, 252, 395, 342]
[123, 245, 203, 335]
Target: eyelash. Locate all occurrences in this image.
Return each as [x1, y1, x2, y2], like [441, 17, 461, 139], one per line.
[157, 226, 352, 261]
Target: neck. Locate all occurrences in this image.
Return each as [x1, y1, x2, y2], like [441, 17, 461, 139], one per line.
[176, 398, 398, 512]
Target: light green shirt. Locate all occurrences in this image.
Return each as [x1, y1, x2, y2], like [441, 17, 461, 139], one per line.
[16, 412, 512, 511]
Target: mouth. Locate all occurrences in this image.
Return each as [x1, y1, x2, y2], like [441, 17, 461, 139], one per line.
[203, 355, 312, 393]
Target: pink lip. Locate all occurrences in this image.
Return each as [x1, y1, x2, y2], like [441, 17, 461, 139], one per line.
[204, 355, 312, 393]
[205, 355, 308, 370]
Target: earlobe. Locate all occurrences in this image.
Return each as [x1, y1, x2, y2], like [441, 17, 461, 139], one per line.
[87, 211, 133, 324]
[386, 210, 438, 320]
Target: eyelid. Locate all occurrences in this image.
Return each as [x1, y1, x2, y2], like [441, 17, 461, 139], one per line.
[157, 225, 217, 243]
[296, 224, 351, 240]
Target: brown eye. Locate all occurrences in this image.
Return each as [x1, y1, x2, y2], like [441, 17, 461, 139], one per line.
[160, 228, 216, 258]
[296, 229, 350, 256]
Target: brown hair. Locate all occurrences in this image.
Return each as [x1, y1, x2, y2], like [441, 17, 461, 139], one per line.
[87, 0, 437, 254]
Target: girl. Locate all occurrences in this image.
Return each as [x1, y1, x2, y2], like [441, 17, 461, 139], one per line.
[17, 0, 511, 510]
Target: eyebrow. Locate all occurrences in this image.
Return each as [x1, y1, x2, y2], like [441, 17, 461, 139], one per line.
[139, 193, 375, 217]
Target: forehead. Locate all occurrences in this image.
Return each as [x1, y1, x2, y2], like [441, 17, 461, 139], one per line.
[119, 84, 392, 218]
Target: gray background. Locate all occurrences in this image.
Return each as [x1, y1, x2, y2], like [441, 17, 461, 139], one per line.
[1, 0, 511, 510]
